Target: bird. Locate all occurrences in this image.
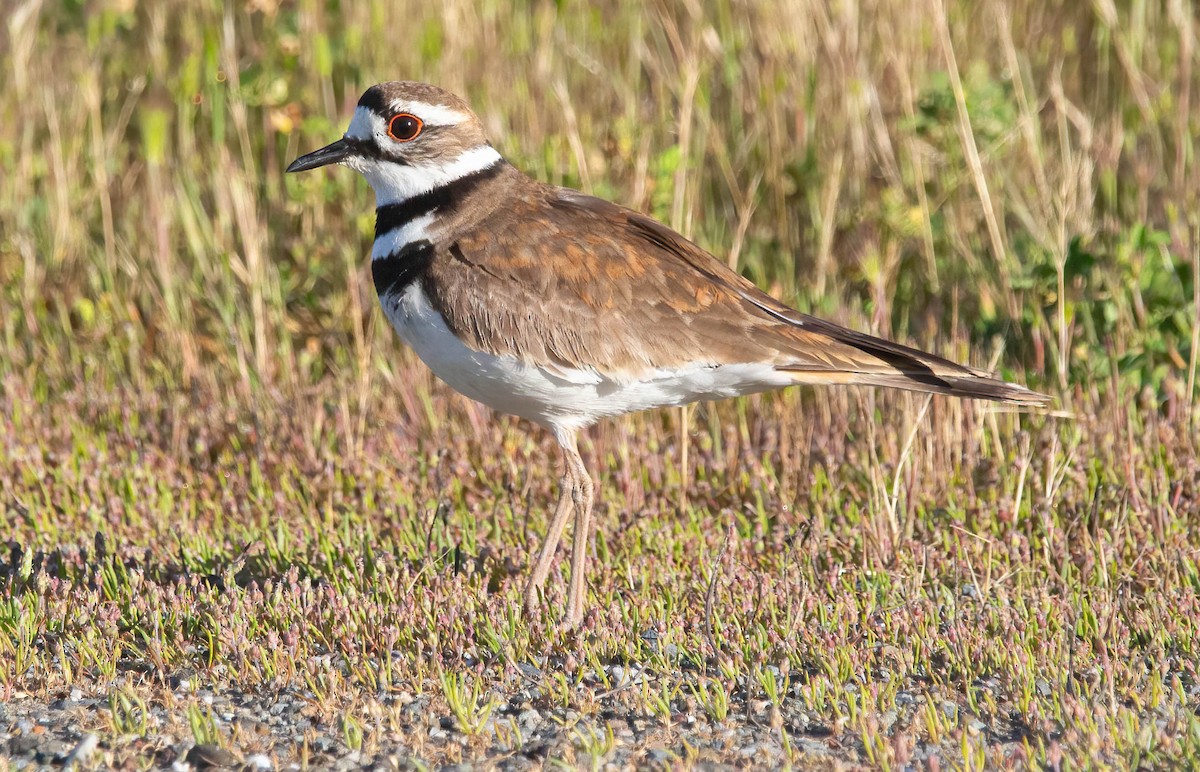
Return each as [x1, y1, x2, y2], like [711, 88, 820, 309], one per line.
[287, 81, 1049, 627]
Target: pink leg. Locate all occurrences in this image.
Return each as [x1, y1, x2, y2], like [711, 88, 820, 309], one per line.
[562, 434, 593, 627]
[523, 468, 575, 616]
[565, 459, 594, 627]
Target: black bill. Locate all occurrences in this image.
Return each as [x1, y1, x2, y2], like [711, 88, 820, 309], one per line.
[286, 138, 352, 173]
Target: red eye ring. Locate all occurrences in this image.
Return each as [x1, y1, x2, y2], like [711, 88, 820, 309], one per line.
[387, 113, 423, 142]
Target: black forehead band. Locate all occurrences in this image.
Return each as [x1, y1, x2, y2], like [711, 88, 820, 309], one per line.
[357, 88, 389, 115]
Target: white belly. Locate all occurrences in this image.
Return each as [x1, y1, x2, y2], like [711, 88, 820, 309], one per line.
[380, 284, 793, 431]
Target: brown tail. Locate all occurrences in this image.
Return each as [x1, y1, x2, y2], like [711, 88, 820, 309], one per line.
[778, 314, 1051, 407]
[844, 370, 1051, 405]
[618, 209, 1049, 406]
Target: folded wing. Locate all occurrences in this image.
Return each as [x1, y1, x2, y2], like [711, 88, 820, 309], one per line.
[424, 185, 1048, 406]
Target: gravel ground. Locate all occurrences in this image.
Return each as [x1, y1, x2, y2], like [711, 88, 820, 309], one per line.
[1, 652, 1038, 770]
[2, 675, 802, 769]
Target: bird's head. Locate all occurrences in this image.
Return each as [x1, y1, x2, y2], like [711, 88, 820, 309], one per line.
[286, 81, 501, 205]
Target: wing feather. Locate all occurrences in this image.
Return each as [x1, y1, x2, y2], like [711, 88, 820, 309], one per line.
[422, 185, 1047, 405]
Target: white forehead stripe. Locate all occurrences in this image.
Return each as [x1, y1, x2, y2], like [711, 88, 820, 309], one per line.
[389, 100, 470, 127]
[345, 106, 385, 141]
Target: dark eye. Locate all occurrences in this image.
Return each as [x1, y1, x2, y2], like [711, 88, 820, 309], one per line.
[387, 113, 423, 142]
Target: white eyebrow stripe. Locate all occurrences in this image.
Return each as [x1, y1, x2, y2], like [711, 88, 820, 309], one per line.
[389, 100, 470, 127]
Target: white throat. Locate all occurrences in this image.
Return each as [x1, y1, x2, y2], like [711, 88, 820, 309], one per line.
[351, 145, 503, 207]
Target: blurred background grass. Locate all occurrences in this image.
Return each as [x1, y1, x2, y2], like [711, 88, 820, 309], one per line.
[2, 0, 1196, 411]
[2, 2, 1200, 765]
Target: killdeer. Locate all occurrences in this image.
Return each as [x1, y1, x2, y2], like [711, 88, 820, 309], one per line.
[288, 81, 1049, 627]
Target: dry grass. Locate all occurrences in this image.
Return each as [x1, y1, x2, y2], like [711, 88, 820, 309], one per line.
[1, 0, 1198, 768]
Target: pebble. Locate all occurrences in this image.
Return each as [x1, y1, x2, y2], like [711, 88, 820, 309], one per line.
[244, 754, 273, 770]
[795, 737, 832, 756]
[64, 733, 98, 767]
[9, 735, 39, 755]
[185, 743, 241, 769]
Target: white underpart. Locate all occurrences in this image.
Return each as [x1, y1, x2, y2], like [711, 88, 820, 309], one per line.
[380, 284, 796, 432]
[343, 107, 502, 206]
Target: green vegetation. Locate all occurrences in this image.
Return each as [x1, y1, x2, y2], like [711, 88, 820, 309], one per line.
[1, 0, 1198, 767]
